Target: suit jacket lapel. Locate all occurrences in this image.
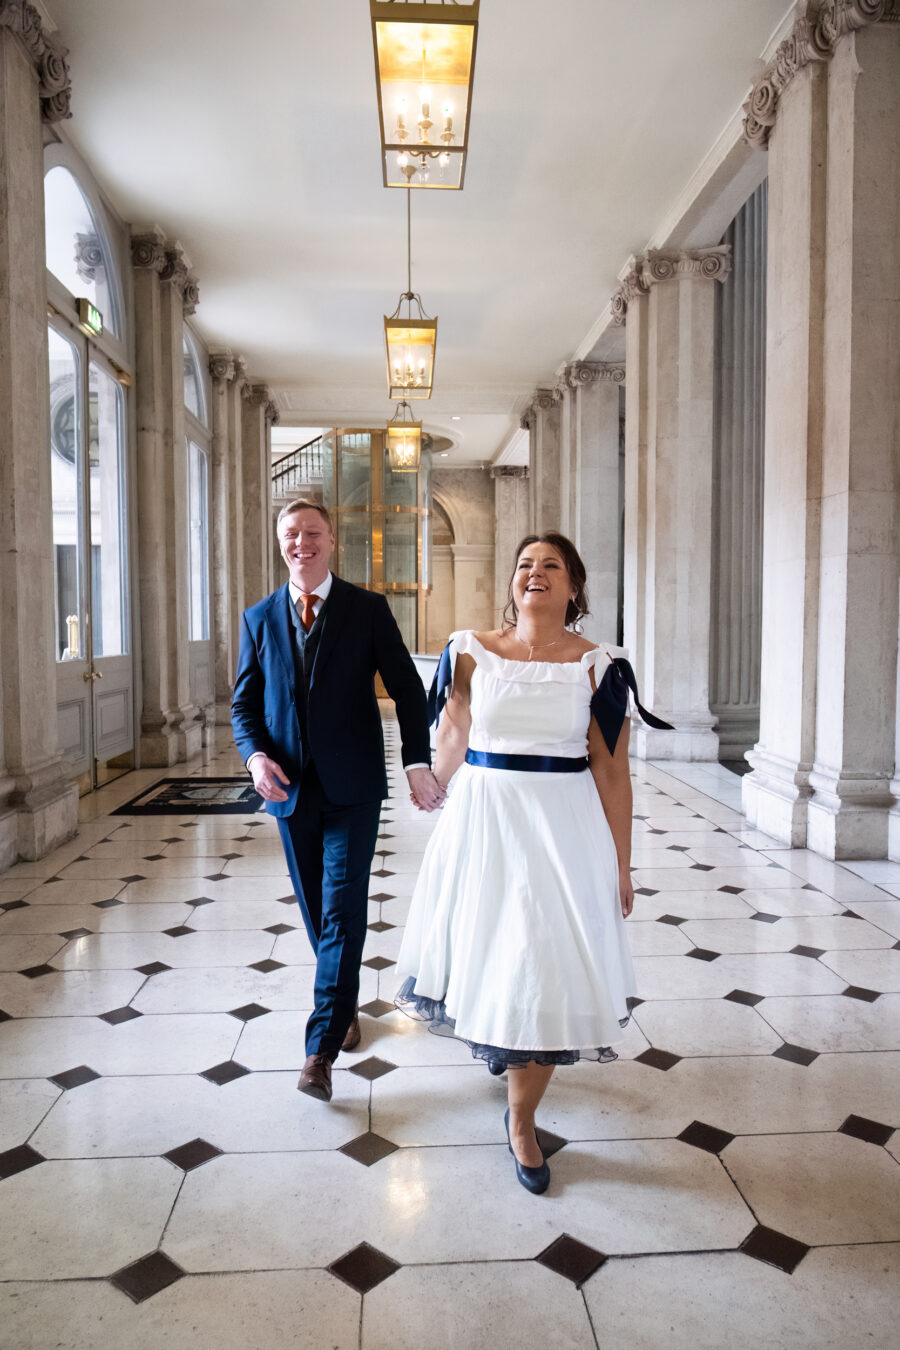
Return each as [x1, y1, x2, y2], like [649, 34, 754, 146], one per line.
[309, 574, 351, 689]
[264, 585, 297, 690]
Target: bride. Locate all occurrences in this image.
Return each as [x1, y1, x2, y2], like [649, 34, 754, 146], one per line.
[396, 532, 670, 1194]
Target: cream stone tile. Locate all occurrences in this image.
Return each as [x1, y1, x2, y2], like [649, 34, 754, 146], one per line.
[583, 1245, 900, 1350]
[54, 929, 275, 971]
[356, 1008, 482, 1067]
[843, 899, 900, 939]
[368, 871, 416, 899]
[375, 833, 428, 853]
[380, 896, 412, 926]
[88, 902, 195, 932]
[632, 952, 845, 1001]
[0, 1158, 181, 1279]
[119, 875, 294, 904]
[268, 930, 320, 965]
[371, 1064, 503, 1146]
[22, 879, 126, 905]
[635, 866, 806, 893]
[801, 1051, 900, 1129]
[630, 890, 754, 921]
[363, 1263, 596, 1350]
[60, 857, 219, 880]
[0, 968, 144, 1018]
[0, 1272, 360, 1350]
[736, 886, 844, 917]
[819, 948, 900, 992]
[0, 1011, 240, 1077]
[0, 933, 68, 970]
[220, 855, 291, 878]
[625, 921, 692, 956]
[0, 879, 41, 898]
[843, 860, 900, 884]
[633, 998, 782, 1056]
[184, 898, 300, 931]
[726, 1133, 900, 1245]
[0, 1079, 61, 1151]
[105, 819, 197, 840]
[231, 1011, 311, 1070]
[681, 914, 894, 956]
[371, 852, 424, 875]
[83, 840, 182, 860]
[761, 850, 890, 904]
[726, 827, 788, 849]
[362, 924, 405, 962]
[759, 993, 900, 1052]
[32, 1069, 371, 1159]
[630, 848, 696, 870]
[133, 964, 322, 1015]
[682, 846, 773, 868]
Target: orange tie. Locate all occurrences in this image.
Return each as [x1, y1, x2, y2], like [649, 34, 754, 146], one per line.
[299, 593, 319, 633]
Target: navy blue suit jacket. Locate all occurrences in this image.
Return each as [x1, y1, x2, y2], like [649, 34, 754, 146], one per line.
[231, 576, 431, 815]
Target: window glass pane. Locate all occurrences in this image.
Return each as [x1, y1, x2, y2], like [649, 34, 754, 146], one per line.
[49, 326, 84, 661]
[188, 441, 210, 640]
[386, 594, 416, 652]
[88, 363, 127, 657]
[183, 333, 203, 421]
[44, 167, 120, 337]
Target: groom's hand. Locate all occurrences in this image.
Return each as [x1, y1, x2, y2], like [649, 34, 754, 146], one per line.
[250, 755, 290, 803]
[406, 766, 446, 812]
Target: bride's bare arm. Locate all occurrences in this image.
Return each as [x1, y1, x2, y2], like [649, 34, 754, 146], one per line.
[588, 714, 634, 917]
[433, 653, 474, 790]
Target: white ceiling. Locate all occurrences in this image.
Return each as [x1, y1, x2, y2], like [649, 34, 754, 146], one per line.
[44, 0, 789, 463]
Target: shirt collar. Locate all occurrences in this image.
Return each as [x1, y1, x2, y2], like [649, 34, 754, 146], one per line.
[288, 571, 333, 606]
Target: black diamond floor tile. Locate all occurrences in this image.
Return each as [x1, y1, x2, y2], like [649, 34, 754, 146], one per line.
[790, 945, 825, 959]
[119, 875, 145, 884]
[187, 896, 215, 908]
[740, 1224, 810, 1275]
[94, 898, 123, 909]
[359, 998, 395, 1019]
[0, 1143, 45, 1180]
[99, 1006, 143, 1026]
[750, 911, 781, 924]
[327, 1242, 401, 1294]
[110, 1250, 186, 1303]
[19, 964, 57, 979]
[348, 1056, 398, 1081]
[50, 1065, 101, 1090]
[220, 853, 241, 861]
[2, 899, 30, 912]
[657, 914, 687, 926]
[842, 985, 880, 1003]
[690, 863, 715, 871]
[686, 948, 720, 962]
[626, 996, 644, 1011]
[0, 1009, 12, 1024]
[678, 1120, 735, 1154]
[634, 887, 658, 897]
[772, 1043, 819, 1067]
[667, 844, 691, 852]
[842, 909, 864, 919]
[371, 868, 395, 879]
[338, 1132, 400, 1166]
[535, 1233, 607, 1287]
[248, 959, 285, 974]
[276, 894, 297, 905]
[204, 873, 228, 882]
[143, 854, 165, 862]
[535, 1126, 568, 1159]
[718, 885, 744, 895]
[368, 892, 396, 902]
[264, 923, 295, 935]
[200, 1060, 251, 1086]
[163, 1137, 224, 1171]
[367, 920, 396, 933]
[228, 1003, 270, 1022]
[801, 882, 822, 892]
[362, 956, 396, 972]
[635, 1048, 682, 1071]
[646, 829, 667, 835]
[838, 1114, 895, 1147]
[163, 925, 195, 938]
[136, 961, 171, 976]
[724, 989, 764, 1007]
[59, 927, 93, 939]
[375, 850, 395, 858]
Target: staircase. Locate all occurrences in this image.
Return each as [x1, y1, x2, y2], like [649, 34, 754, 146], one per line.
[272, 434, 325, 505]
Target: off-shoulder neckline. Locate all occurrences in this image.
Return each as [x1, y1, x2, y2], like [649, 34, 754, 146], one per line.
[458, 631, 605, 669]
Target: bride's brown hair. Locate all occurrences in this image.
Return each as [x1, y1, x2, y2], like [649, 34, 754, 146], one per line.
[502, 532, 590, 629]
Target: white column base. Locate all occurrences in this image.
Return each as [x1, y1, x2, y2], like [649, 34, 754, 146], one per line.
[9, 767, 80, 863]
[633, 722, 719, 762]
[889, 783, 900, 863]
[0, 803, 18, 872]
[805, 768, 893, 860]
[742, 749, 811, 847]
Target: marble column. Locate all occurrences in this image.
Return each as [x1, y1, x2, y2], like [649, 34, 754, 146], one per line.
[131, 230, 202, 765]
[0, 14, 78, 865]
[562, 363, 625, 645]
[527, 390, 562, 533]
[617, 267, 651, 693]
[225, 358, 247, 666]
[491, 466, 530, 622]
[241, 384, 278, 607]
[742, 2, 900, 856]
[615, 248, 731, 759]
[209, 350, 236, 725]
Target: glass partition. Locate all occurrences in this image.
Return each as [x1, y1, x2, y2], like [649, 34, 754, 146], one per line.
[49, 326, 84, 661]
[88, 363, 127, 656]
[188, 441, 210, 640]
[44, 166, 120, 337]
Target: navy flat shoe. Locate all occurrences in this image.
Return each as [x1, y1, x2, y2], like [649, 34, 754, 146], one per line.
[504, 1108, 550, 1195]
[487, 1058, 507, 1076]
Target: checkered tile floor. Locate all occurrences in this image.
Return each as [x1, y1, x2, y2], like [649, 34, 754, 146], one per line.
[1, 713, 898, 1348]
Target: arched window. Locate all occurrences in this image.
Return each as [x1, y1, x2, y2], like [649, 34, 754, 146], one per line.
[183, 329, 208, 427]
[44, 166, 122, 338]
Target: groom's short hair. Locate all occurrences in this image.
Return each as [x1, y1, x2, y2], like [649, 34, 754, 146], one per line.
[276, 498, 333, 532]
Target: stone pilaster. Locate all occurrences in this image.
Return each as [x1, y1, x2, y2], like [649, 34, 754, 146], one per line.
[740, 3, 900, 857]
[562, 362, 625, 644]
[209, 350, 237, 725]
[450, 543, 495, 633]
[241, 384, 278, 608]
[0, 15, 78, 864]
[527, 389, 562, 533]
[491, 466, 530, 622]
[619, 247, 732, 759]
[620, 261, 651, 694]
[131, 230, 202, 765]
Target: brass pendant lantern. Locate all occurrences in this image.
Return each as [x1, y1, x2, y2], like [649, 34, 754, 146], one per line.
[371, 0, 479, 190]
[386, 401, 422, 471]
[385, 189, 437, 399]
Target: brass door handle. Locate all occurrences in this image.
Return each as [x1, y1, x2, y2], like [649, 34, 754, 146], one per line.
[82, 670, 104, 682]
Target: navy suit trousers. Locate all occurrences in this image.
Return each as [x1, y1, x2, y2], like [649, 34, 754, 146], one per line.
[276, 762, 381, 1059]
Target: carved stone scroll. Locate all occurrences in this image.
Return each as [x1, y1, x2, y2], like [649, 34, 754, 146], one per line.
[0, 0, 72, 122]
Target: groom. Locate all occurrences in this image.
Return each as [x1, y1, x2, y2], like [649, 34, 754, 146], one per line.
[232, 498, 444, 1102]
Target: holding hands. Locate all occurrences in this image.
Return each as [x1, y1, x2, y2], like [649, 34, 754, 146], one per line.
[406, 766, 446, 813]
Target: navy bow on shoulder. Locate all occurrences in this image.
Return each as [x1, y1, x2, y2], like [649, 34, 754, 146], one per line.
[426, 642, 454, 727]
[591, 656, 674, 757]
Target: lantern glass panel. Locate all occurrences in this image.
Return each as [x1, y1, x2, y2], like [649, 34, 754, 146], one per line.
[385, 320, 436, 399]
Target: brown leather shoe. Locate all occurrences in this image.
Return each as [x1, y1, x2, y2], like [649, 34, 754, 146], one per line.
[341, 1007, 361, 1053]
[297, 1053, 332, 1102]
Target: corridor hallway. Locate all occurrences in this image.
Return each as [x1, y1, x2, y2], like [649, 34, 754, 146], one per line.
[1, 715, 898, 1349]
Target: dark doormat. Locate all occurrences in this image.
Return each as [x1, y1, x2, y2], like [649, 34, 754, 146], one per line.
[111, 777, 263, 816]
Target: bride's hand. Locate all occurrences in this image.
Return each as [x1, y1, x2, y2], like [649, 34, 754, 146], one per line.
[619, 868, 634, 918]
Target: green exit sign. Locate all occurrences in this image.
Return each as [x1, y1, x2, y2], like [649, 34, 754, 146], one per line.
[76, 298, 103, 337]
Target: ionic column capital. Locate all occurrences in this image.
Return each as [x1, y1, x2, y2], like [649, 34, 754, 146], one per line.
[531, 387, 559, 413]
[742, 0, 900, 149]
[0, 0, 71, 122]
[490, 465, 529, 480]
[131, 229, 168, 274]
[610, 262, 648, 326]
[640, 246, 732, 287]
[246, 383, 280, 425]
[564, 361, 626, 388]
[208, 350, 236, 384]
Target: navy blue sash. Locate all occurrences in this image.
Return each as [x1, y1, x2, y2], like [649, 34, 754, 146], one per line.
[465, 749, 588, 773]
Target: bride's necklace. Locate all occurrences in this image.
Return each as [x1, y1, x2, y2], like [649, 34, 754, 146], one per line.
[515, 627, 566, 662]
